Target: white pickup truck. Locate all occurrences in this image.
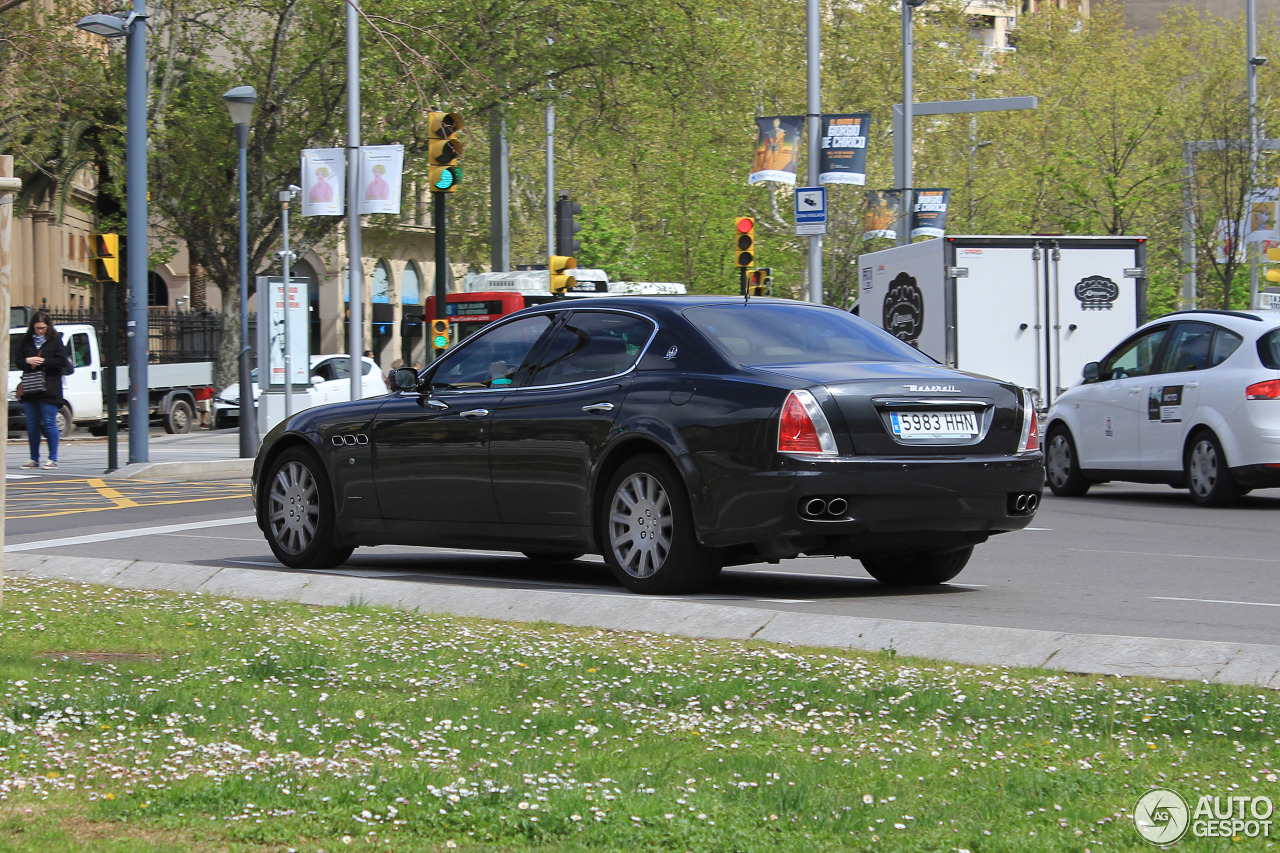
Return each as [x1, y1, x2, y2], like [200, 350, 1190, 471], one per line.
[7, 323, 215, 435]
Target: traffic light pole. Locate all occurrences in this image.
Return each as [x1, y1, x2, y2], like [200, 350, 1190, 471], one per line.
[104, 280, 119, 473]
[433, 191, 448, 360]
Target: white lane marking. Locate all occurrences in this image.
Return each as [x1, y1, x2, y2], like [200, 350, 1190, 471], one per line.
[1071, 547, 1280, 564]
[1151, 596, 1280, 608]
[4, 515, 257, 552]
[6, 474, 38, 480]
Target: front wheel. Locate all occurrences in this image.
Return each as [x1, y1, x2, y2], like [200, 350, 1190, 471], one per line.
[263, 446, 354, 569]
[599, 455, 721, 594]
[861, 546, 974, 586]
[1185, 430, 1241, 507]
[1045, 426, 1092, 497]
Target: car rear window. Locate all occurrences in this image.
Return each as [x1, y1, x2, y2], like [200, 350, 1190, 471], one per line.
[684, 303, 934, 366]
[1258, 329, 1280, 369]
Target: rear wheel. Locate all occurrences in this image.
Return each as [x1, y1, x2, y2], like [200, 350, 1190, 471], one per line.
[263, 446, 354, 569]
[1185, 430, 1241, 507]
[164, 399, 194, 434]
[861, 546, 974, 586]
[600, 455, 721, 594]
[1045, 426, 1092, 497]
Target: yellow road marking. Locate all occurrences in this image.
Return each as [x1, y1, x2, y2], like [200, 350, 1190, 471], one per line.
[87, 477, 140, 509]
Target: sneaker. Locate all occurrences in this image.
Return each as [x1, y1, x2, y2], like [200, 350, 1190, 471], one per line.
[20, 460, 38, 469]
[40, 460, 57, 469]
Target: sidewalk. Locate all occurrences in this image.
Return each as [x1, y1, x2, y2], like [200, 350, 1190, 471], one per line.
[6, 429, 252, 481]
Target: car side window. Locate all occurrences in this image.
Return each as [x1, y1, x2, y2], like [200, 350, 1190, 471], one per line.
[526, 312, 654, 387]
[1101, 327, 1168, 380]
[1209, 328, 1243, 367]
[71, 333, 92, 368]
[1258, 329, 1280, 369]
[1159, 323, 1215, 373]
[430, 314, 554, 391]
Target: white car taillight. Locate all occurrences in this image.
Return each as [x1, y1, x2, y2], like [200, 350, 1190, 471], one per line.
[1246, 379, 1280, 400]
[778, 390, 838, 457]
[1018, 390, 1040, 453]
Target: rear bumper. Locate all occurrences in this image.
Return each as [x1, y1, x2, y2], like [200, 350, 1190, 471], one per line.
[1230, 463, 1280, 489]
[694, 452, 1045, 557]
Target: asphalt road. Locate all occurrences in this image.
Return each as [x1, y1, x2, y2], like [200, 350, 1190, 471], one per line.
[6, 433, 1279, 650]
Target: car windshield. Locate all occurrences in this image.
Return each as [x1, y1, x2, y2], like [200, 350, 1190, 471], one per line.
[684, 303, 934, 367]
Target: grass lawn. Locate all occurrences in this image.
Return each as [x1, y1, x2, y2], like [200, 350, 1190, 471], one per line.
[0, 575, 1275, 852]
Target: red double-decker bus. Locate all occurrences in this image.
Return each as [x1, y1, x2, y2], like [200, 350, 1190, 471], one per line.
[424, 291, 527, 344]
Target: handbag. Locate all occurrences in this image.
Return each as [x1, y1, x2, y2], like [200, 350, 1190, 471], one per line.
[20, 370, 45, 395]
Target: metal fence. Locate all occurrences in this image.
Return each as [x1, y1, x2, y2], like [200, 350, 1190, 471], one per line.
[43, 308, 256, 366]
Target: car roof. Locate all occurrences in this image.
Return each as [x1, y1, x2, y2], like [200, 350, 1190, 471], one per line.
[510, 295, 844, 320]
[1144, 308, 1280, 335]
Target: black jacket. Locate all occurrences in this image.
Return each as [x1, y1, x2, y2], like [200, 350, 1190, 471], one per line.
[18, 333, 72, 404]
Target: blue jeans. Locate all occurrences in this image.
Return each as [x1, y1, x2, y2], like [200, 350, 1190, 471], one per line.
[21, 399, 59, 462]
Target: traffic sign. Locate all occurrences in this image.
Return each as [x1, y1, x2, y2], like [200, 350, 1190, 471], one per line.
[795, 186, 827, 236]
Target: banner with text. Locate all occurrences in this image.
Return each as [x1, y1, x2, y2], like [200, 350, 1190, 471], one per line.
[358, 145, 404, 215]
[300, 148, 345, 217]
[1246, 187, 1279, 243]
[749, 115, 804, 184]
[818, 113, 871, 185]
[911, 188, 951, 239]
[862, 190, 901, 240]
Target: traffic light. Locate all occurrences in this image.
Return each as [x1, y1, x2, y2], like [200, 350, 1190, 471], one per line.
[428, 111, 464, 193]
[88, 232, 120, 282]
[550, 255, 578, 294]
[555, 191, 583, 255]
[1267, 246, 1280, 284]
[430, 318, 451, 350]
[748, 267, 772, 296]
[735, 216, 755, 268]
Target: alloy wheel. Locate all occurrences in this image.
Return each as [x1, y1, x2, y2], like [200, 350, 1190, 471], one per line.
[1046, 433, 1073, 488]
[608, 472, 674, 579]
[1188, 438, 1219, 498]
[268, 460, 320, 555]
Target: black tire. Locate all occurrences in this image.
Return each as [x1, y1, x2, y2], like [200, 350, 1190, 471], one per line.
[164, 399, 194, 434]
[262, 446, 354, 569]
[599, 454, 721, 594]
[57, 404, 75, 437]
[1185, 430, 1241, 507]
[861, 545, 974, 586]
[522, 552, 584, 562]
[1044, 426, 1092, 497]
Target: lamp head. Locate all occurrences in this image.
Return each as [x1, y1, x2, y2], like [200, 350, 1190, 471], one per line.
[76, 12, 129, 37]
[222, 86, 258, 127]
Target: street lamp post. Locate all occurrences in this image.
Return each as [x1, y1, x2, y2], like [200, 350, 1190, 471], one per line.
[223, 86, 260, 457]
[77, 3, 149, 464]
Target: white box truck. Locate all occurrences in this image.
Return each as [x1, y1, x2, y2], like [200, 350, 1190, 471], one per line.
[857, 235, 1148, 408]
[8, 323, 214, 435]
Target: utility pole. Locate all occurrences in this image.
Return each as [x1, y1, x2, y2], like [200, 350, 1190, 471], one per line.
[345, 0, 365, 403]
[805, 0, 822, 302]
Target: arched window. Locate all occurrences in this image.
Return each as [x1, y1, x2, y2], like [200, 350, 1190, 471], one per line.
[371, 261, 391, 304]
[401, 263, 421, 307]
[148, 272, 169, 307]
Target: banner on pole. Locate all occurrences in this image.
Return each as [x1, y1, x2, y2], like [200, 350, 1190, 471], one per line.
[358, 144, 404, 214]
[300, 148, 345, 217]
[748, 116, 803, 185]
[1246, 187, 1279, 243]
[911, 188, 951, 239]
[818, 113, 870, 185]
[256, 276, 312, 390]
[862, 190, 901, 239]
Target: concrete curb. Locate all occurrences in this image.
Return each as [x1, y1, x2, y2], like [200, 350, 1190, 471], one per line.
[106, 459, 254, 480]
[6, 552, 1279, 689]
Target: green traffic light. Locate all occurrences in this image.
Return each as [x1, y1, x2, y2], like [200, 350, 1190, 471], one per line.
[433, 334, 449, 348]
[433, 166, 462, 190]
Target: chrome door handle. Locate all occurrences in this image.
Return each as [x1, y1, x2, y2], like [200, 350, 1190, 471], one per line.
[582, 402, 615, 413]
[1186, 381, 1199, 389]
[460, 408, 490, 420]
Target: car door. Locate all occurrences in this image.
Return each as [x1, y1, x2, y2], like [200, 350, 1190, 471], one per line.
[372, 313, 557, 523]
[1140, 322, 1241, 472]
[1072, 325, 1170, 470]
[489, 310, 656, 528]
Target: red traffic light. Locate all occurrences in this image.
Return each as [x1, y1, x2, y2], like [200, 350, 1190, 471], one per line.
[736, 217, 755, 234]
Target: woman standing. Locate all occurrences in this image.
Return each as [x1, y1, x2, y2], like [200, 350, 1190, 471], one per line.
[16, 310, 71, 469]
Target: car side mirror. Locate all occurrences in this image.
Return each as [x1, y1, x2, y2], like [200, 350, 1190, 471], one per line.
[389, 366, 420, 392]
[1083, 362, 1101, 382]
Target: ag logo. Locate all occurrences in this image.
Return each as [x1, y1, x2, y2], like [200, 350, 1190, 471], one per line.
[1075, 275, 1120, 310]
[1134, 788, 1189, 844]
[882, 272, 924, 346]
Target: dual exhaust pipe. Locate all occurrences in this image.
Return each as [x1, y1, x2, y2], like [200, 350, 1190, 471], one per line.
[800, 496, 849, 519]
[1008, 492, 1040, 515]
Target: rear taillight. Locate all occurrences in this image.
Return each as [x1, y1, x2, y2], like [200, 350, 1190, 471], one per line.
[1018, 390, 1040, 453]
[778, 390, 838, 457]
[1246, 379, 1280, 400]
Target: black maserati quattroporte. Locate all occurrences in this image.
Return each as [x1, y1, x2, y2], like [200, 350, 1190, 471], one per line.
[253, 297, 1043, 594]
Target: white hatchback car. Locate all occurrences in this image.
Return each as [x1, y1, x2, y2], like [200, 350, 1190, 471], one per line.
[214, 354, 386, 427]
[1044, 309, 1280, 506]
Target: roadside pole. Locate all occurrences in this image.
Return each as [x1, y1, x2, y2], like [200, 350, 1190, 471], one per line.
[0, 155, 21, 607]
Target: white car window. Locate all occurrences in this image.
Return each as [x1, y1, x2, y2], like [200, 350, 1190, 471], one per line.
[1101, 327, 1169, 380]
[1158, 323, 1215, 373]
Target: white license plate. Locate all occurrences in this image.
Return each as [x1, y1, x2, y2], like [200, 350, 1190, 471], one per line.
[890, 410, 978, 439]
